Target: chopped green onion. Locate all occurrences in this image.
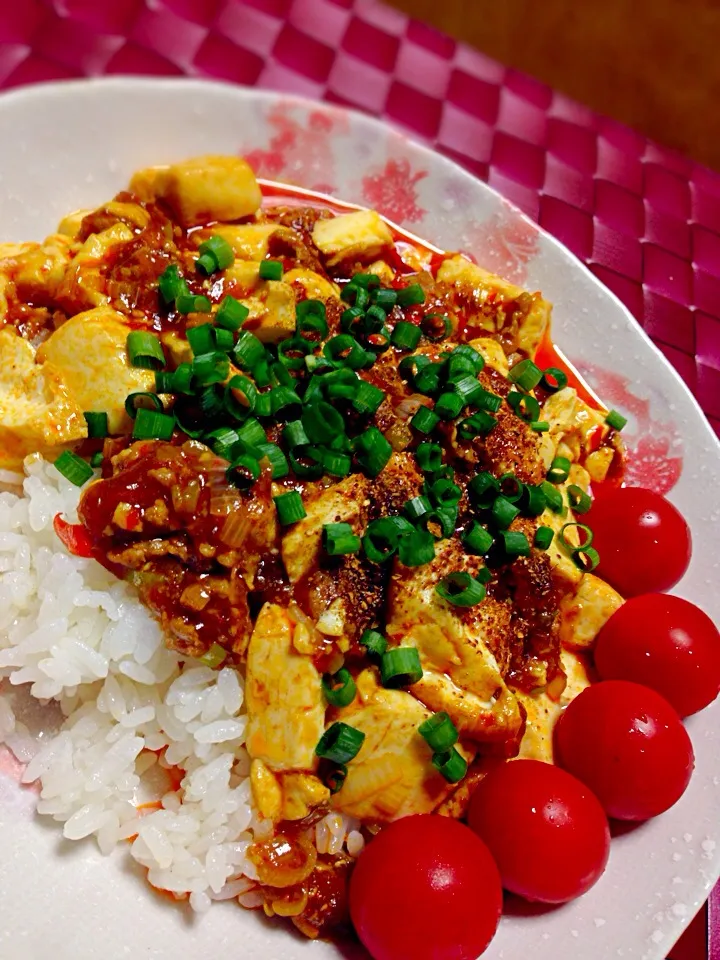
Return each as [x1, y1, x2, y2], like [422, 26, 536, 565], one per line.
[542, 367, 568, 392]
[415, 442, 443, 473]
[421, 506, 456, 540]
[154, 371, 174, 393]
[278, 335, 313, 371]
[508, 358, 543, 391]
[403, 496, 432, 523]
[414, 363, 443, 396]
[311, 446, 352, 477]
[434, 392, 463, 420]
[90, 451, 104, 469]
[436, 571, 486, 606]
[524, 484, 547, 517]
[176, 293, 212, 314]
[574, 546, 601, 571]
[492, 495, 521, 530]
[342, 283, 370, 309]
[398, 528, 435, 566]
[237, 418, 267, 448]
[353, 382, 385, 416]
[462, 522, 494, 555]
[296, 299, 328, 338]
[322, 669, 357, 708]
[192, 351, 230, 386]
[324, 764, 348, 795]
[259, 259, 283, 281]
[432, 747, 467, 784]
[226, 454, 261, 489]
[216, 295, 249, 331]
[283, 420, 310, 450]
[323, 522, 361, 557]
[364, 305, 387, 333]
[362, 517, 403, 564]
[534, 526, 554, 550]
[421, 313, 451, 341]
[398, 353, 431, 381]
[224, 376, 257, 420]
[469, 471, 500, 508]
[186, 324, 216, 356]
[476, 566, 492, 585]
[531, 421, 550, 432]
[501, 530, 531, 557]
[233, 331, 265, 371]
[302, 401, 346, 445]
[507, 391, 541, 422]
[605, 409, 627, 431]
[340, 306, 365, 336]
[83, 411, 108, 438]
[198, 642, 228, 669]
[132, 407, 175, 441]
[498, 473, 525, 504]
[372, 287, 398, 309]
[324, 334, 368, 371]
[214, 327, 234, 353]
[411, 406, 440, 435]
[559, 522, 594, 552]
[158, 264, 184, 305]
[124, 392, 163, 419]
[315, 722, 365, 764]
[451, 344, 485, 374]
[273, 491, 306, 525]
[270, 360, 293, 388]
[197, 235, 235, 273]
[380, 647, 423, 687]
[257, 442, 289, 479]
[547, 456, 571, 484]
[426, 477, 462, 508]
[451, 376, 486, 407]
[54, 450, 94, 486]
[474, 389, 503, 413]
[171, 363, 194, 395]
[397, 283, 426, 307]
[270, 386, 302, 421]
[205, 426, 241, 460]
[567, 484, 592, 514]
[126, 331, 165, 370]
[197, 256, 218, 277]
[289, 447, 324, 479]
[351, 272, 381, 290]
[360, 629, 388, 658]
[418, 712, 459, 752]
[540, 480, 565, 513]
[354, 427, 392, 477]
[458, 410, 497, 439]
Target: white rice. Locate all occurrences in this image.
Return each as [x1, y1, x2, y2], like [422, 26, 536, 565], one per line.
[0, 454, 362, 914]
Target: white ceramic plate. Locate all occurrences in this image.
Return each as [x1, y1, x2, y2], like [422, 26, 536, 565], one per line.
[0, 78, 718, 960]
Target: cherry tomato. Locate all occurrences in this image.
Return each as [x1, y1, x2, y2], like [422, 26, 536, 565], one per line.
[595, 593, 720, 717]
[555, 680, 694, 820]
[467, 759, 610, 903]
[349, 814, 502, 960]
[585, 486, 691, 596]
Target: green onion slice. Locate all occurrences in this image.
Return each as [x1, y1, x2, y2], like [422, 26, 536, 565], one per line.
[324, 334, 368, 371]
[83, 411, 108, 438]
[124, 392, 163, 419]
[198, 642, 228, 669]
[605, 409, 627, 431]
[492, 495, 521, 530]
[216, 295, 249, 331]
[398, 527, 435, 567]
[302, 401, 345, 444]
[391, 320, 422, 351]
[542, 367, 568, 392]
[226, 454, 261, 489]
[567, 484, 592, 514]
[524, 484, 547, 517]
[192, 351, 230, 386]
[362, 517, 403, 564]
[158, 264, 184, 305]
[411, 405, 440, 435]
[315, 722, 365, 764]
[259, 259, 283, 281]
[498, 473, 525, 504]
[458, 410, 497, 439]
[325, 764, 348, 795]
[380, 647, 423, 687]
[233, 331, 265, 371]
[534, 525, 554, 550]
[435, 392, 463, 421]
[508, 358, 543, 391]
[323, 522, 361, 556]
[573, 546, 601, 571]
[436, 571, 487, 606]
[432, 746, 467, 784]
[468, 471, 500, 509]
[54, 450, 94, 487]
[507, 390, 541, 422]
[360, 629, 388, 658]
[354, 426, 392, 478]
[224, 376, 257, 420]
[322, 669, 357, 708]
[418, 712, 459, 752]
[421, 313, 452, 341]
[126, 331, 165, 370]
[274, 491, 306, 526]
[559, 522, 594, 552]
[186, 323, 216, 356]
[397, 282, 426, 307]
[176, 293, 212, 315]
[197, 235, 235, 273]
[547, 456, 572, 484]
[415, 442, 443, 473]
[501, 530, 531, 557]
[462, 521, 494, 555]
[540, 480, 565, 513]
[90, 451, 103, 469]
[132, 408, 175, 441]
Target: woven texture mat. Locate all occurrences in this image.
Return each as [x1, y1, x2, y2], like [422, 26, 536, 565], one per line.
[0, 4, 715, 957]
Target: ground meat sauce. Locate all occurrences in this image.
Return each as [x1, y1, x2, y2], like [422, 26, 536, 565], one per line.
[68, 180, 623, 942]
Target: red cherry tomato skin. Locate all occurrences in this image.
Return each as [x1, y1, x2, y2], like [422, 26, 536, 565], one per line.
[585, 486, 691, 596]
[467, 759, 610, 904]
[595, 594, 720, 717]
[555, 680, 694, 821]
[349, 814, 502, 960]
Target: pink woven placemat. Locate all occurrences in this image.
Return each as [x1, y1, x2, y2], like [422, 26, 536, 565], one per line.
[0, 1, 716, 957]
